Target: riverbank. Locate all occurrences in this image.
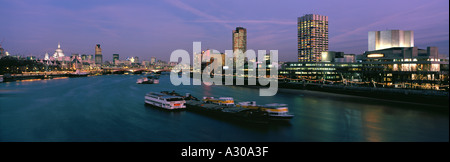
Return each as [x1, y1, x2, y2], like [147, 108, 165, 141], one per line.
[236, 82, 449, 108]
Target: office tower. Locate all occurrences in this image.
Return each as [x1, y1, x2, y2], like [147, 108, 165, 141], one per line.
[298, 14, 328, 62]
[233, 27, 247, 54]
[151, 57, 156, 65]
[95, 44, 102, 64]
[134, 56, 139, 64]
[113, 54, 119, 64]
[368, 30, 414, 51]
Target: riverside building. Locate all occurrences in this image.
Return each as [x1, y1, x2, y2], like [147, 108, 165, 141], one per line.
[298, 14, 328, 62]
[281, 28, 448, 90]
[360, 46, 448, 90]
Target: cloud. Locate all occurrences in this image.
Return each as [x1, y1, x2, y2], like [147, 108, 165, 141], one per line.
[165, 0, 234, 29]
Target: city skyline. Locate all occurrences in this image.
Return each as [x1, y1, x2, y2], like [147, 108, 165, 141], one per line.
[0, 0, 448, 62]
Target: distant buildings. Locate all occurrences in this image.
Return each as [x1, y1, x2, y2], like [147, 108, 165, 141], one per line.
[113, 54, 119, 64]
[151, 57, 156, 65]
[368, 30, 414, 51]
[194, 49, 226, 72]
[298, 14, 328, 62]
[0, 44, 5, 58]
[95, 44, 102, 65]
[134, 56, 139, 64]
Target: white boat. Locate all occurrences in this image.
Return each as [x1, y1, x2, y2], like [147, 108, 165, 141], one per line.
[145, 92, 186, 110]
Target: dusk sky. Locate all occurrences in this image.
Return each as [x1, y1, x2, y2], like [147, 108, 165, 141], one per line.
[0, 0, 448, 62]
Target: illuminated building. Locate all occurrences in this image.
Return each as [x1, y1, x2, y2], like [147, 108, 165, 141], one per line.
[361, 46, 448, 89]
[233, 27, 247, 54]
[298, 14, 328, 62]
[368, 30, 414, 51]
[280, 51, 361, 83]
[44, 53, 49, 61]
[53, 43, 65, 58]
[321, 51, 355, 63]
[95, 44, 102, 65]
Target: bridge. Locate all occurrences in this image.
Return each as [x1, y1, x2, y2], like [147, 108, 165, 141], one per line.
[101, 67, 171, 74]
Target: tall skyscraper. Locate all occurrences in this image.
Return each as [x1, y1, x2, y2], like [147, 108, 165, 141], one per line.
[298, 14, 328, 62]
[95, 44, 102, 64]
[233, 27, 247, 54]
[113, 54, 119, 64]
[368, 30, 414, 51]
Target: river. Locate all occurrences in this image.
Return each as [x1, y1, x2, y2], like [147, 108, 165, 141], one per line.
[0, 74, 448, 142]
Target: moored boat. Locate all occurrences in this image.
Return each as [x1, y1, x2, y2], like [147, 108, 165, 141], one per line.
[236, 101, 294, 121]
[145, 92, 186, 110]
[137, 75, 159, 84]
[202, 96, 235, 106]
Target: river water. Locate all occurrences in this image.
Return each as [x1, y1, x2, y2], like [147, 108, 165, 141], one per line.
[0, 75, 448, 142]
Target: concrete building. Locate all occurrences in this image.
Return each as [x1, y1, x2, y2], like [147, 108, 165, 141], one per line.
[368, 30, 414, 51]
[361, 46, 448, 89]
[298, 14, 328, 62]
[95, 44, 102, 65]
[321, 51, 355, 63]
[280, 51, 360, 83]
[232, 27, 247, 54]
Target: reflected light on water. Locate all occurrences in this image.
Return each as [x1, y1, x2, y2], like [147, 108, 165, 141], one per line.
[363, 109, 383, 142]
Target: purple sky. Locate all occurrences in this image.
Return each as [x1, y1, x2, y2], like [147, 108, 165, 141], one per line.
[0, 0, 448, 62]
